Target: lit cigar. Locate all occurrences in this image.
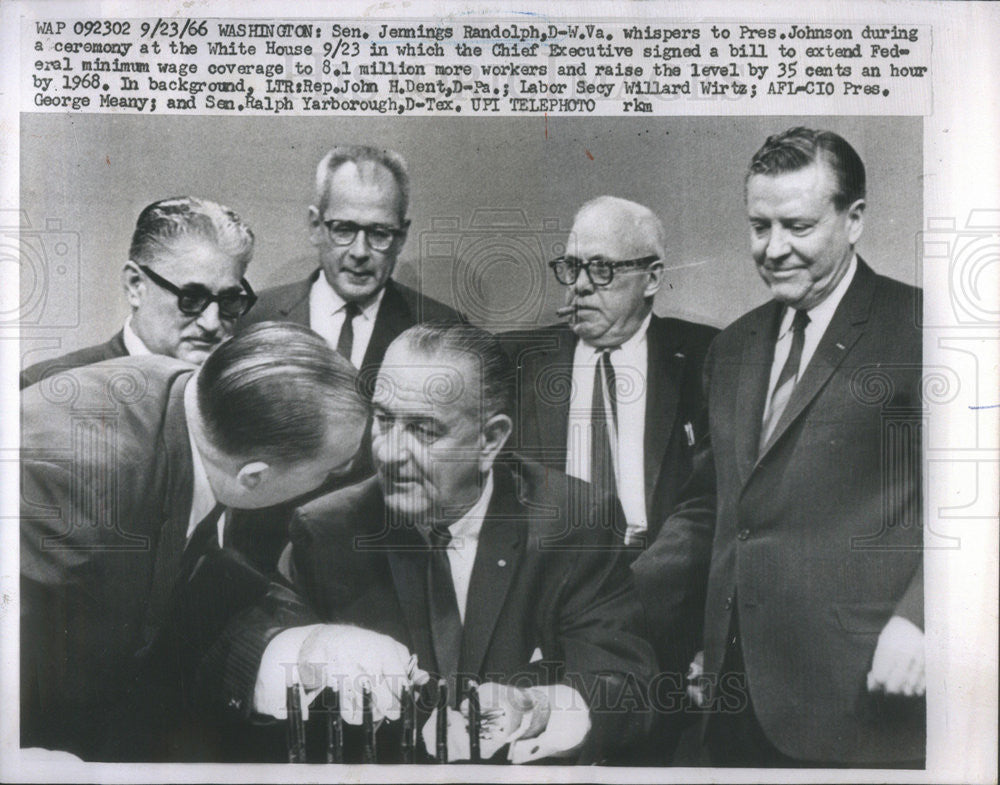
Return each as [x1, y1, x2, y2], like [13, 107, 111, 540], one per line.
[285, 684, 306, 763]
[556, 304, 578, 320]
[436, 678, 448, 763]
[362, 683, 376, 763]
[467, 680, 481, 763]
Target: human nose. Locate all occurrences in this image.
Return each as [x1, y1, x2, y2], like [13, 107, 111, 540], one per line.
[347, 229, 370, 258]
[571, 265, 595, 295]
[764, 225, 790, 260]
[374, 420, 410, 469]
[196, 300, 222, 332]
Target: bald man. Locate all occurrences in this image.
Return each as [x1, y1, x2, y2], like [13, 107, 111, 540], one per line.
[504, 197, 717, 757]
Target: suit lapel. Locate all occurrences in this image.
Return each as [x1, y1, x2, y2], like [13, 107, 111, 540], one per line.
[532, 328, 574, 462]
[734, 303, 782, 488]
[278, 273, 315, 325]
[141, 374, 197, 643]
[386, 542, 436, 670]
[758, 260, 875, 459]
[362, 280, 414, 372]
[460, 469, 524, 677]
[643, 319, 684, 515]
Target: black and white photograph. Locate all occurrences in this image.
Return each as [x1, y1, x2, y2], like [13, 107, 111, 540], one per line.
[1, 1, 997, 782]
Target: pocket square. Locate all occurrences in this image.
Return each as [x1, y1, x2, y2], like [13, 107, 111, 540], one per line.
[529, 647, 544, 663]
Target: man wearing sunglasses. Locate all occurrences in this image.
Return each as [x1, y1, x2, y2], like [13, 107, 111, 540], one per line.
[239, 145, 460, 378]
[20, 196, 255, 389]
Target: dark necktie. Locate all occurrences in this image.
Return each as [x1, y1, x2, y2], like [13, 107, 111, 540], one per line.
[427, 525, 462, 703]
[179, 503, 226, 577]
[760, 309, 810, 450]
[336, 302, 361, 365]
[590, 350, 618, 499]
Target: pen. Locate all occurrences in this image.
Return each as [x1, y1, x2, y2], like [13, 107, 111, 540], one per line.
[285, 684, 306, 763]
[436, 678, 448, 763]
[467, 680, 481, 763]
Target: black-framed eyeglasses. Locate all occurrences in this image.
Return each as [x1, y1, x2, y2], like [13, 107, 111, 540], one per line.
[322, 219, 410, 252]
[137, 264, 257, 319]
[548, 255, 659, 287]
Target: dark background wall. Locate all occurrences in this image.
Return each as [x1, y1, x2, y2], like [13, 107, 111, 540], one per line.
[19, 114, 920, 366]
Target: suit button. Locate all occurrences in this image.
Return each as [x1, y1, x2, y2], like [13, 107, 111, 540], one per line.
[724, 596, 733, 610]
[737, 528, 750, 541]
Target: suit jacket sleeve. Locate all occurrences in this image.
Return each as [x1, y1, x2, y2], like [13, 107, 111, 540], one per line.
[198, 537, 322, 721]
[523, 493, 658, 763]
[631, 339, 719, 668]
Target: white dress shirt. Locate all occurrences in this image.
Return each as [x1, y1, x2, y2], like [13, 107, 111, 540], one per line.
[253, 472, 496, 716]
[566, 313, 651, 544]
[763, 255, 858, 416]
[121, 316, 151, 356]
[309, 274, 384, 367]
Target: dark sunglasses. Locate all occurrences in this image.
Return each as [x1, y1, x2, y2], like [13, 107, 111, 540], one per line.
[138, 263, 257, 319]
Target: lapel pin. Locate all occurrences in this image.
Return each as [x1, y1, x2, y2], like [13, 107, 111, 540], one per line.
[497, 559, 507, 567]
[684, 422, 696, 446]
[835, 342, 846, 350]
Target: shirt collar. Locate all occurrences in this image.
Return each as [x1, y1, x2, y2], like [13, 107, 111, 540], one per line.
[434, 469, 494, 549]
[122, 316, 152, 356]
[182, 375, 220, 537]
[311, 272, 384, 322]
[777, 254, 858, 337]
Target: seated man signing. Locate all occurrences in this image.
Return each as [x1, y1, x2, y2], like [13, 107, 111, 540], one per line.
[218, 323, 656, 764]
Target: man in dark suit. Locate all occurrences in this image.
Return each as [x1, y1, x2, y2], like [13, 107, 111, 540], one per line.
[505, 196, 717, 552]
[633, 127, 924, 767]
[20, 323, 368, 760]
[20, 196, 257, 388]
[216, 324, 656, 764]
[238, 145, 460, 382]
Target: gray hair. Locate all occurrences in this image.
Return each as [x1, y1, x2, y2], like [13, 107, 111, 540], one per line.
[314, 145, 410, 220]
[128, 196, 254, 271]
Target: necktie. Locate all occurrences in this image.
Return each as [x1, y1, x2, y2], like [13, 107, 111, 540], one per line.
[590, 350, 618, 499]
[336, 301, 361, 364]
[427, 525, 462, 703]
[180, 503, 226, 577]
[760, 309, 810, 450]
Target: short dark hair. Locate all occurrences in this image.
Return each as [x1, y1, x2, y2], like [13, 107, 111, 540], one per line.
[196, 322, 367, 463]
[128, 196, 255, 271]
[314, 145, 410, 220]
[747, 127, 866, 211]
[396, 322, 515, 421]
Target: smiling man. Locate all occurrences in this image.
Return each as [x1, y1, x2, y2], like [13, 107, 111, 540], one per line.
[20, 196, 256, 388]
[632, 128, 925, 767]
[239, 145, 460, 378]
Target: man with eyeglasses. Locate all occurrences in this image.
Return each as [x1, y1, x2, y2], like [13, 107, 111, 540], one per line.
[504, 197, 717, 761]
[508, 196, 717, 551]
[20, 196, 256, 389]
[239, 145, 461, 378]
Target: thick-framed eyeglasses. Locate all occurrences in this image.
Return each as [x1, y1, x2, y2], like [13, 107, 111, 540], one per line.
[137, 264, 257, 319]
[322, 219, 410, 252]
[548, 255, 659, 287]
